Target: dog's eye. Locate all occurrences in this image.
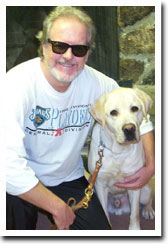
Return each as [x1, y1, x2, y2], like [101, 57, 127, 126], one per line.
[131, 106, 139, 112]
[110, 110, 118, 116]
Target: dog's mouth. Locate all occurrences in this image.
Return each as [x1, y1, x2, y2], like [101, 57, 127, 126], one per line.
[125, 132, 136, 142]
[117, 133, 139, 145]
[119, 138, 138, 145]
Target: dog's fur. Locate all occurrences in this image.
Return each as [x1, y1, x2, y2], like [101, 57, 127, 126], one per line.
[88, 87, 155, 230]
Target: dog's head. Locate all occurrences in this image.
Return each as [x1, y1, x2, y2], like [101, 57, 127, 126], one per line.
[91, 87, 153, 144]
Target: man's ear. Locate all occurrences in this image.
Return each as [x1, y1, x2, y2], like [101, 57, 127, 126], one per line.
[133, 88, 153, 119]
[42, 41, 47, 57]
[91, 93, 109, 127]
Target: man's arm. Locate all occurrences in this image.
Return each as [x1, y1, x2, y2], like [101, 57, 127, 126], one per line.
[114, 131, 155, 190]
[19, 182, 75, 230]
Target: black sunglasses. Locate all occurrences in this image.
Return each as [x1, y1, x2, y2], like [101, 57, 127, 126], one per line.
[48, 39, 90, 57]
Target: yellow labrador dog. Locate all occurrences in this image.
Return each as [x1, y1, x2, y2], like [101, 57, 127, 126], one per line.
[88, 87, 155, 230]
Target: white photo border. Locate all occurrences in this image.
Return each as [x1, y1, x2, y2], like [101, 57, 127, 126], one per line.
[0, 0, 162, 238]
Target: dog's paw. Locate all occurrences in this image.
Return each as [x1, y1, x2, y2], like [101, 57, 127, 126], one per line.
[142, 206, 155, 220]
[129, 223, 140, 230]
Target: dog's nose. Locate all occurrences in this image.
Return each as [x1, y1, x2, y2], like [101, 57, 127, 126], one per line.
[122, 123, 136, 141]
[122, 123, 136, 133]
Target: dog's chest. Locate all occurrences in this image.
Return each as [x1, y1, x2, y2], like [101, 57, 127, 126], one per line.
[97, 151, 138, 186]
[99, 157, 126, 184]
[89, 124, 144, 187]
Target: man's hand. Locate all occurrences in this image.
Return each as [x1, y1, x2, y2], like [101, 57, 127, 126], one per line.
[19, 182, 76, 229]
[114, 165, 154, 190]
[52, 201, 75, 230]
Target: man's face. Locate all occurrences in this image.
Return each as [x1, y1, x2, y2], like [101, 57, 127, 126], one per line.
[42, 17, 90, 84]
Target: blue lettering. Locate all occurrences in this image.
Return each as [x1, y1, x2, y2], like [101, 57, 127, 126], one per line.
[51, 108, 59, 128]
[80, 109, 86, 124]
[67, 110, 73, 126]
[29, 109, 36, 120]
[72, 110, 79, 125]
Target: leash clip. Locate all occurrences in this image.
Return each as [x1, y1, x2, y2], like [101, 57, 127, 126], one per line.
[83, 186, 93, 209]
[96, 148, 104, 167]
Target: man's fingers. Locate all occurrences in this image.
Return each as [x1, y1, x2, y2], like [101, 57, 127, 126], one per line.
[124, 175, 139, 183]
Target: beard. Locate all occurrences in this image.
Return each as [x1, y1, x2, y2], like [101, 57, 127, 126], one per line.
[49, 65, 80, 83]
[45, 58, 83, 83]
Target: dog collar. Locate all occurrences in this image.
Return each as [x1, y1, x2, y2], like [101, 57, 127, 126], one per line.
[98, 127, 111, 152]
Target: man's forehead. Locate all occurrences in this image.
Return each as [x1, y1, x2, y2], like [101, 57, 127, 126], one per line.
[49, 17, 89, 42]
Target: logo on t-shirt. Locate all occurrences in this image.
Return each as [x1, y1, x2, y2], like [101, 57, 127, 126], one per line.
[27, 104, 92, 137]
[29, 106, 50, 127]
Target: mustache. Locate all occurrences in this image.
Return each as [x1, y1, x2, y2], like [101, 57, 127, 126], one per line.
[57, 60, 77, 65]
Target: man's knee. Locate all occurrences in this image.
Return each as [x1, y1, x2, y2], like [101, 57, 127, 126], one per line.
[6, 193, 38, 230]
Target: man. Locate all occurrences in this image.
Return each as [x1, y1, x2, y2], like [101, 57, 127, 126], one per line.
[5, 6, 155, 230]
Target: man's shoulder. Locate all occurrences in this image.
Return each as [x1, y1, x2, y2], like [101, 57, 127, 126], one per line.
[83, 64, 119, 90]
[83, 64, 104, 77]
[7, 57, 40, 76]
[6, 57, 41, 90]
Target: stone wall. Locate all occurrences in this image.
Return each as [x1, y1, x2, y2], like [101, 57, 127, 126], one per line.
[118, 6, 155, 85]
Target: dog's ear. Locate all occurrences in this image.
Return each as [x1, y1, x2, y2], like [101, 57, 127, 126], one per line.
[91, 93, 109, 127]
[133, 88, 153, 119]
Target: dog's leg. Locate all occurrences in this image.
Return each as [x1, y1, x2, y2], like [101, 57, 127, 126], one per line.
[128, 189, 141, 230]
[95, 184, 110, 223]
[140, 184, 155, 220]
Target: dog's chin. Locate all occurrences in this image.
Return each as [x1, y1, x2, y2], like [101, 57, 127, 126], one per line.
[118, 137, 140, 145]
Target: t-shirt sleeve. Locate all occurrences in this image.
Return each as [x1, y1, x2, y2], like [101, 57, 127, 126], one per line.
[4, 69, 39, 195]
[140, 114, 154, 135]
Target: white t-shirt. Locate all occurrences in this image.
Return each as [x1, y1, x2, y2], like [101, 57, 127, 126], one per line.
[4, 57, 153, 195]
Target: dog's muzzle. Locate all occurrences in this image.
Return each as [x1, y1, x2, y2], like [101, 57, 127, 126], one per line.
[122, 123, 136, 141]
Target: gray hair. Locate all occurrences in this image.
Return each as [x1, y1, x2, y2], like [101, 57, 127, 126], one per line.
[36, 6, 96, 57]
